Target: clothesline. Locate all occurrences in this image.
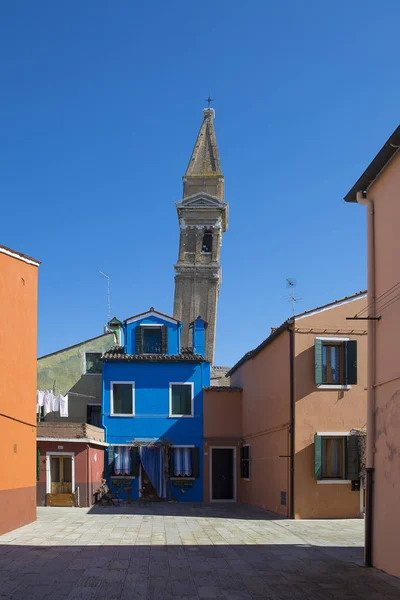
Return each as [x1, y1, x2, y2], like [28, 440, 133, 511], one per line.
[37, 390, 68, 417]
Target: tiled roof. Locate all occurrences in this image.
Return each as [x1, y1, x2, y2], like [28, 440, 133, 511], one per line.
[102, 346, 206, 362]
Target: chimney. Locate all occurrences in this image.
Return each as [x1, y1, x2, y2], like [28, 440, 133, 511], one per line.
[190, 316, 207, 357]
[108, 317, 123, 345]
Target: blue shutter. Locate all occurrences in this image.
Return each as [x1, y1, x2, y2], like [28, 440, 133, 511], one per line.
[314, 435, 322, 480]
[315, 339, 323, 385]
[191, 447, 199, 478]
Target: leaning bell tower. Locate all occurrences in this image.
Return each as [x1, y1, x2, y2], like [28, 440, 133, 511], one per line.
[173, 106, 228, 365]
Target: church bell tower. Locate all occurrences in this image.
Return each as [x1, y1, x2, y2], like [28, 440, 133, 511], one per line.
[173, 107, 228, 365]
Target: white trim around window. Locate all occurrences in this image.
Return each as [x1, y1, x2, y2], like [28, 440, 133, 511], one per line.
[169, 382, 194, 417]
[46, 452, 75, 495]
[110, 381, 135, 417]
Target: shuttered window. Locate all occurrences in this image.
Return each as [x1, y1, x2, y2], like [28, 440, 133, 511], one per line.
[240, 445, 250, 479]
[315, 339, 357, 386]
[136, 325, 168, 354]
[170, 447, 199, 478]
[314, 434, 361, 482]
[170, 383, 193, 416]
[108, 446, 139, 477]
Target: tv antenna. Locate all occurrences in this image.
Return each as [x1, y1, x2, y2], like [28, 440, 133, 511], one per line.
[286, 278, 302, 317]
[99, 271, 111, 326]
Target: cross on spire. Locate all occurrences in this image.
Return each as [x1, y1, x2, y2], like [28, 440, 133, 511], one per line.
[205, 93, 214, 108]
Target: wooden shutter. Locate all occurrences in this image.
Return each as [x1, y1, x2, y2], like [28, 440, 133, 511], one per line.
[161, 326, 168, 354]
[315, 339, 323, 385]
[131, 447, 140, 477]
[191, 447, 199, 478]
[346, 435, 360, 480]
[345, 340, 358, 385]
[240, 446, 245, 478]
[135, 326, 144, 354]
[37, 448, 41, 481]
[314, 435, 322, 480]
[107, 446, 115, 477]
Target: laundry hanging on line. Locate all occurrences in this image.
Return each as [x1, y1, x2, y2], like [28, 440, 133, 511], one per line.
[37, 390, 69, 417]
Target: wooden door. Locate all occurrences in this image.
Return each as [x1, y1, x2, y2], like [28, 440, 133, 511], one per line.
[212, 448, 234, 500]
[50, 456, 72, 494]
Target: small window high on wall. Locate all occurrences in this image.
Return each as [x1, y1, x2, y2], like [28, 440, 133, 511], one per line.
[202, 231, 213, 253]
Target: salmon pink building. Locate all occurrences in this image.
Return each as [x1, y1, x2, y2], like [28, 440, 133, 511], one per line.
[345, 124, 400, 577]
[0, 244, 40, 535]
[204, 292, 367, 519]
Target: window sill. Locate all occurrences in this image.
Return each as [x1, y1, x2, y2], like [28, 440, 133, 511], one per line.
[85, 372, 102, 376]
[170, 477, 195, 481]
[317, 385, 351, 390]
[110, 476, 136, 480]
[168, 415, 194, 419]
[241, 478, 251, 482]
[317, 480, 351, 485]
[110, 414, 135, 418]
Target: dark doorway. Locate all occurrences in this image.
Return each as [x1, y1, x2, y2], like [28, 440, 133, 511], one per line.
[211, 448, 235, 501]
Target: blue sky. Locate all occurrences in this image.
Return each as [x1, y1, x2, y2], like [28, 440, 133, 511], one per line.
[1, 1, 399, 365]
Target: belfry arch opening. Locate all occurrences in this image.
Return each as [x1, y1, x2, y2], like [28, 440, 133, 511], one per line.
[202, 231, 213, 254]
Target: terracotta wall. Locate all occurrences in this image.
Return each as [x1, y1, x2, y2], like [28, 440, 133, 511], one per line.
[231, 331, 291, 515]
[294, 296, 368, 518]
[37, 441, 105, 507]
[367, 150, 400, 578]
[203, 388, 242, 502]
[0, 249, 39, 534]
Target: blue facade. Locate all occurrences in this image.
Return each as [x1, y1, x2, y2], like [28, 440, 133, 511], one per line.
[102, 310, 210, 502]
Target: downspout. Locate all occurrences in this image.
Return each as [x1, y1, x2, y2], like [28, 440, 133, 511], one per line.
[86, 444, 90, 507]
[288, 320, 295, 519]
[356, 190, 376, 567]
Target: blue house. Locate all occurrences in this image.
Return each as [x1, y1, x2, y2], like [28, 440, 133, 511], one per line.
[102, 308, 210, 502]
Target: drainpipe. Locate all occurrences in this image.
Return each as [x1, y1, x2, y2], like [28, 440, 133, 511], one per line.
[86, 444, 90, 507]
[288, 321, 295, 519]
[356, 190, 376, 567]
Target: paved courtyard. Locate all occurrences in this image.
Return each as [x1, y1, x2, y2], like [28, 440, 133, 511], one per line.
[0, 504, 399, 599]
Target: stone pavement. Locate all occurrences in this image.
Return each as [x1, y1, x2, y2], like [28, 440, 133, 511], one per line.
[0, 503, 399, 599]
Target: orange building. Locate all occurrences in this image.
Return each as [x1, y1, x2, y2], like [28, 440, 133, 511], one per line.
[204, 292, 367, 519]
[0, 244, 40, 535]
[345, 124, 400, 577]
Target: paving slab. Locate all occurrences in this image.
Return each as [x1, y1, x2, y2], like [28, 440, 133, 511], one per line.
[0, 504, 399, 599]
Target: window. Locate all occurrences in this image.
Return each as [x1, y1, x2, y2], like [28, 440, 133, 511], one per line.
[315, 339, 357, 386]
[85, 352, 102, 374]
[111, 382, 134, 416]
[202, 231, 213, 253]
[171, 447, 200, 478]
[108, 446, 139, 477]
[170, 383, 194, 417]
[314, 434, 361, 481]
[136, 325, 168, 354]
[240, 445, 250, 479]
[87, 405, 101, 427]
[143, 327, 162, 354]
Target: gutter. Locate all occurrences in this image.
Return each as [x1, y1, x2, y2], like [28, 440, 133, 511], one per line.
[356, 190, 376, 567]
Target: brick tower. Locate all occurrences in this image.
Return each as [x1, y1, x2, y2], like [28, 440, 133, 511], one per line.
[173, 107, 228, 365]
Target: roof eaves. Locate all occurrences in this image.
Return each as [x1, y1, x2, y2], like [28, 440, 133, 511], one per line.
[0, 244, 41, 266]
[344, 125, 400, 203]
[293, 290, 367, 320]
[227, 321, 290, 377]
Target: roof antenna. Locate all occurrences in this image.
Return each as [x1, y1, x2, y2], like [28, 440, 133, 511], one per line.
[286, 278, 302, 317]
[99, 270, 111, 329]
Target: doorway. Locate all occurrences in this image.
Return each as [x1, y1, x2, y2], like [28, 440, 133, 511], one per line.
[210, 447, 236, 501]
[46, 452, 75, 507]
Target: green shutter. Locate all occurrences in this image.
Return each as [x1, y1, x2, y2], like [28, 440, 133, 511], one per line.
[315, 339, 323, 385]
[131, 447, 140, 477]
[161, 326, 168, 354]
[107, 446, 115, 477]
[346, 435, 360, 480]
[240, 446, 244, 478]
[345, 340, 358, 385]
[191, 447, 199, 478]
[135, 326, 144, 354]
[36, 448, 41, 481]
[314, 434, 322, 480]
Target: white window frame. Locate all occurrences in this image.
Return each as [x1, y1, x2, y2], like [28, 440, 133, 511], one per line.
[241, 443, 251, 481]
[169, 382, 194, 418]
[316, 337, 351, 390]
[110, 381, 135, 417]
[84, 351, 103, 375]
[316, 431, 351, 484]
[170, 445, 196, 480]
[46, 452, 75, 494]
